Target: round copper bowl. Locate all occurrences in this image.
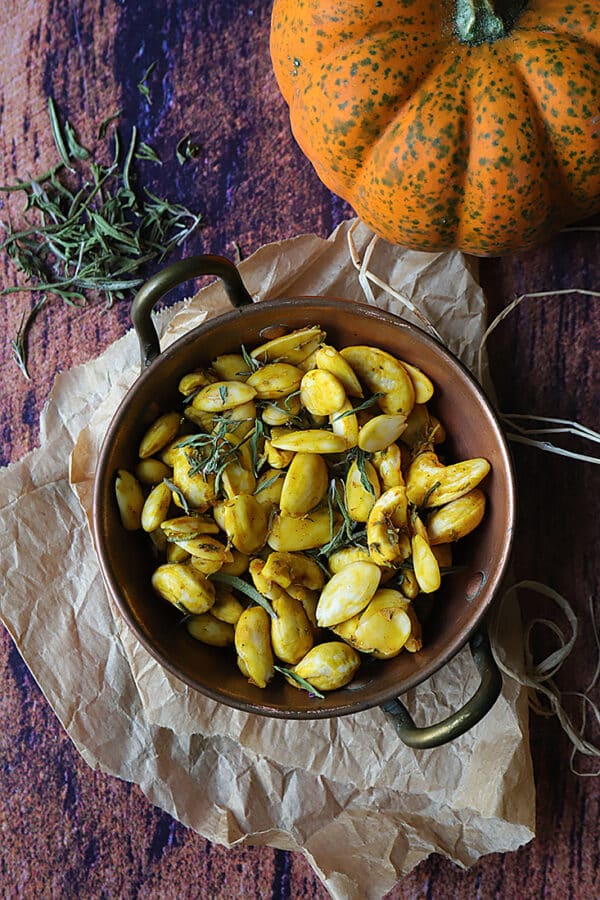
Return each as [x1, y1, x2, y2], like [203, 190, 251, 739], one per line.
[93, 255, 515, 749]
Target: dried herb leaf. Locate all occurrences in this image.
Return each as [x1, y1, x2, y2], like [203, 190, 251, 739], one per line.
[420, 480, 442, 509]
[136, 142, 162, 165]
[240, 344, 261, 373]
[249, 419, 264, 476]
[232, 239, 243, 262]
[210, 573, 277, 620]
[47, 97, 74, 171]
[273, 665, 325, 699]
[10, 296, 46, 379]
[162, 478, 191, 516]
[122, 126, 137, 193]
[64, 120, 90, 161]
[97, 109, 122, 140]
[137, 62, 156, 104]
[253, 471, 284, 495]
[355, 448, 376, 496]
[331, 391, 384, 421]
[176, 133, 202, 165]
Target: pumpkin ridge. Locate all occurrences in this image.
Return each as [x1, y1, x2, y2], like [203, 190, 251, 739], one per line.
[515, 0, 600, 48]
[449, 86, 473, 248]
[348, 45, 460, 177]
[351, 51, 473, 249]
[513, 22, 600, 52]
[467, 42, 560, 248]
[509, 35, 600, 210]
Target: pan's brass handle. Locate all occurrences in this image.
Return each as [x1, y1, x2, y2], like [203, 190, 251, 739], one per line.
[380, 630, 502, 749]
[130, 255, 253, 370]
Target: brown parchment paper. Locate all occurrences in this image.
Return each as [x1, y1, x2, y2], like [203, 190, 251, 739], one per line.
[0, 219, 535, 900]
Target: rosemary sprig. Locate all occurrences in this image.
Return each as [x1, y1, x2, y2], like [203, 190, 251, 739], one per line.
[249, 419, 265, 476]
[10, 297, 46, 378]
[333, 479, 353, 533]
[317, 475, 370, 558]
[97, 109, 122, 140]
[1, 99, 204, 376]
[0, 163, 65, 194]
[420, 480, 442, 510]
[136, 142, 162, 165]
[240, 344, 262, 373]
[253, 471, 284, 495]
[273, 665, 325, 700]
[318, 479, 350, 557]
[162, 478, 192, 516]
[175, 133, 202, 165]
[64, 120, 90, 161]
[137, 62, 156, 104]
[176, 429, 239, 495]
[209, 573, 277, 620]
[355, 447, 376, 496]
[122, 126, 137, 193]
[331, 391, 384, 421]
[47, 97, 75, 171]
[330, 445, 375, 496]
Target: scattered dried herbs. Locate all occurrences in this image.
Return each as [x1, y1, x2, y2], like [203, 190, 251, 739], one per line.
[0, 97, 204, 377]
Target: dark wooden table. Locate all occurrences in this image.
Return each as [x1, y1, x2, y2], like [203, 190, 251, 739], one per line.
[1, 2, 599, 897]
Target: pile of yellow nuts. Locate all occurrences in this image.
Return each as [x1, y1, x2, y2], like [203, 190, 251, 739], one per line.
[115, 325, 490, 697]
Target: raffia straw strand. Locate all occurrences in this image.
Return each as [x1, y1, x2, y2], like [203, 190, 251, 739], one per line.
[347, 221, 444, 341]
[507, 426, 598, 440]
[357, 234, 378, 306]
[477, 288, 600, 384]
[585, 593, 600, 694]
[567, 596, 600, 776]
[501, 414, 600, 443]
[478, 288, 600, 463]
[490, 581, 600, 771]
[503, 433, 600, 464]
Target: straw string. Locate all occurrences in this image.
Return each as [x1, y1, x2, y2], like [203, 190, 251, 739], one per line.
[347, 221, 444, 341]
[490, 583, 600, 774]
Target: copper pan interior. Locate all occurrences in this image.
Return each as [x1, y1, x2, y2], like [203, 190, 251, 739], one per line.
[93, 298, 515, 719]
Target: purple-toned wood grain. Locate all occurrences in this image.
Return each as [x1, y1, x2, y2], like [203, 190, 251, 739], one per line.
[1, 1, 599, 897]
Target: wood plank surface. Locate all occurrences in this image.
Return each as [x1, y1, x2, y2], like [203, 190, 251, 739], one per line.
[1, 1, 599, 897]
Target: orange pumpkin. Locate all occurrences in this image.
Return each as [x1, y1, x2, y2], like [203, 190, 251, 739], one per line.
[270, 0, 600, 256]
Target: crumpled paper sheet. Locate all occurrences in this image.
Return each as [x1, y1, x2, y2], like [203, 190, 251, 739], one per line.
[1, 219, 535, 900]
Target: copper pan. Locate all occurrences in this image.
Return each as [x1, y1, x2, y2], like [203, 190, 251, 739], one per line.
[92, 256, 515, 749]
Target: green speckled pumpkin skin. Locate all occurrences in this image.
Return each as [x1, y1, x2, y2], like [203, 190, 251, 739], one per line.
[270, 0, 600, 256]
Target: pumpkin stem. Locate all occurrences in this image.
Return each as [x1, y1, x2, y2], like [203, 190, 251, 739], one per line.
[455, 0, 524, 44]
